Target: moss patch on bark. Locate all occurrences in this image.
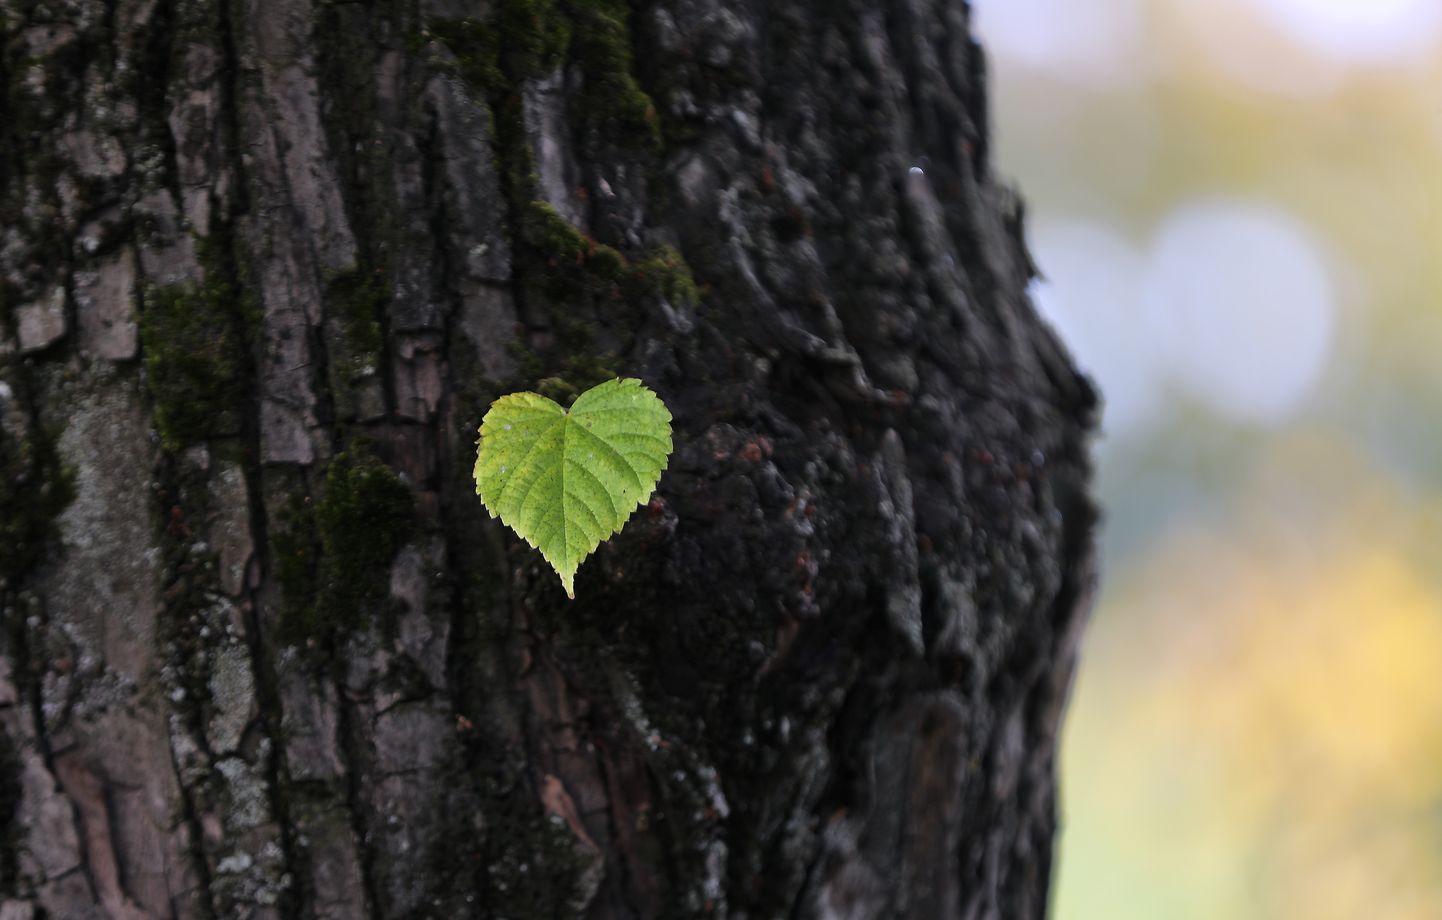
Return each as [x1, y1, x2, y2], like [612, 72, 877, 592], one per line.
[520, 201, 698, 309]
[139, 280, 245, 448]
[329, 269, 385, 362]
[276, 453, 416, 645]
[0, 416, 76, 587]
[568, 0, 660, 152]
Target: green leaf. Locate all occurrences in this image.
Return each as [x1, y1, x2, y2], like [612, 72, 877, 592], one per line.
[474, 377, 673, 598]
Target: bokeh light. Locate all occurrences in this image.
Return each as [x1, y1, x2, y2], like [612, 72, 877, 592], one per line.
[1144, 200, 1336, 426]
[971, 0, 1151, 87]
[1250, 0, 1442, 63]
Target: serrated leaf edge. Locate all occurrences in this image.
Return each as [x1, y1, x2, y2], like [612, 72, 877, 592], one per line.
[474, 378, 672, 598]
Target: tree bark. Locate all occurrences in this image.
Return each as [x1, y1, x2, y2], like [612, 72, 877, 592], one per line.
[0, 0, 1097, 917]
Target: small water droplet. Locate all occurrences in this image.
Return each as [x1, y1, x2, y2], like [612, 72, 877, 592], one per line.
[500, 466, 507, 473]
[503, 424, 512, 430]
[909, 166, 924, 176]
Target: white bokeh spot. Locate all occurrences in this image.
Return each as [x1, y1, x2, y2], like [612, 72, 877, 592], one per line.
[1144, 201, 1336, 426]
[971, 0, 1150, 87]
[1247, 0, 1442, 63]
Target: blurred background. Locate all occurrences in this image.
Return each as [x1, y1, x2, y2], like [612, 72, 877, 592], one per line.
[969, 1, 1442, 917]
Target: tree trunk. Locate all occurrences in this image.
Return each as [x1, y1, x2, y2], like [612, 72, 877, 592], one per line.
[0, 0, 1097, 917]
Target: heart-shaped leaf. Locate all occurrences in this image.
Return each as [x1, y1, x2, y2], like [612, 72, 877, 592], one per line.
[474, 378, 673, 598]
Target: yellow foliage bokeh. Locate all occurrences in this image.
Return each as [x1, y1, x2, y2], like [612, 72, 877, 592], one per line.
[1059, 439, 1442, 919]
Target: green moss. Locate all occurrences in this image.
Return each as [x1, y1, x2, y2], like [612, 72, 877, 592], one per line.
[552, 320, 619, 392]
[509, 323, 616, 407]
[272, 494, 321, 640]
[521, 203, 701, 312]
[139, 228, 257, 451]
[520, 201, 630, 301]
[1, 39, 77, 251]
[514, 205, 705, 400]
[520, 204, 699, 306]
[424, 2, 679, 409]
[426, 0, 570, 90]
[139, 266, 248, 450]
[506, 339, 546, 383]
[428, 0, 657, 154]
[0, 417, 76, 587]
[325, 267, 387, 379]
[569, 0, 660, 152]
[495, 92, 541, 206]
[314, 452, 416, 620]
[277, 453, 416, 644]
[534, 376, 578, 405]
[533, 354, 617, 405]
[500, 0, 572, 80]
[421, 18, 505, 93]
[630, 243, 700, 305]
[533, 348, 616, 406]
[521, 200, 589, 263]
[583, 242, 626, 282]
[423, 9, 547, 208]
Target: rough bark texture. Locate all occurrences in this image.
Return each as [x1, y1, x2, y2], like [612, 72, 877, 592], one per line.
[0, 0, 1097, 917]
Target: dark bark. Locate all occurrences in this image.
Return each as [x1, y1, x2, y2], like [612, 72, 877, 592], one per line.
[0, 0, 1097, 917]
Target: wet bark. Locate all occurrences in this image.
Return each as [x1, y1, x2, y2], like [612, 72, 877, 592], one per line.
[0, 0, 1097, 917]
